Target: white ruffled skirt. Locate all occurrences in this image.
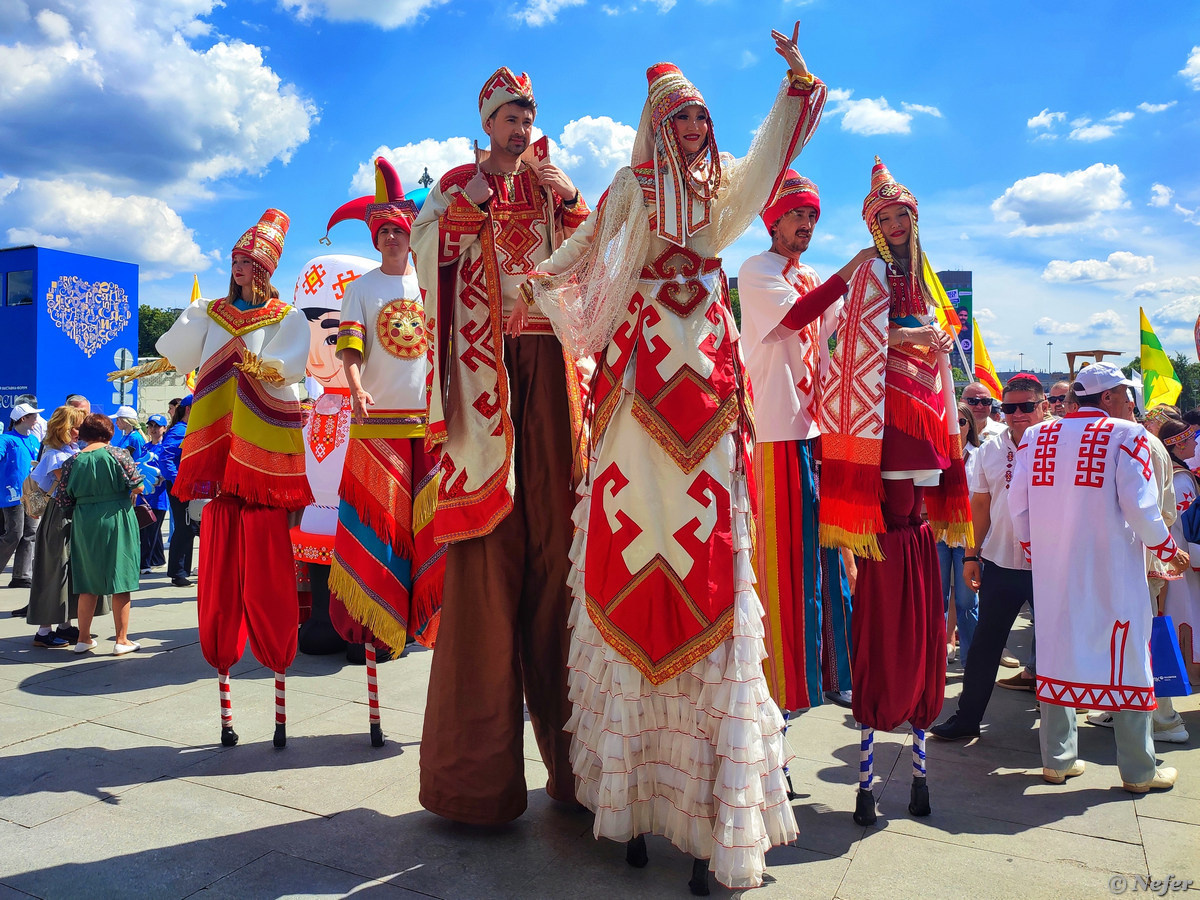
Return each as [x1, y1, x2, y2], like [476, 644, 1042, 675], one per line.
[565, 444, 798, 889]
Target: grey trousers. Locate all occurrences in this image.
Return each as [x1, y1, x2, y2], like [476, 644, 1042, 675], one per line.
[0, 504, 37, 582]
[1039, 702, 1156, 784]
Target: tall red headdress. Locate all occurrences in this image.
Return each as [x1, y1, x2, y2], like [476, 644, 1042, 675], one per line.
[478, 66, 535, 127]
[232, 208, 289, 306]
[323, 157, 419, 247]
[761, 169, 820, 233]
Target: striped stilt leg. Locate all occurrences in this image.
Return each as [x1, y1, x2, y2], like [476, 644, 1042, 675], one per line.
[853, 723, 877, 825]
[781, 710, 797, 799]
[909, 726, 931, 816]
[366, 641, 384, 747]
[273, 671, 287, 748]
[219, 670, 238, 746]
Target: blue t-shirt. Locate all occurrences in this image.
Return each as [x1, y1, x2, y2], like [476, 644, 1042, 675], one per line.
[0, 431, 40, 508]
[112, 428, 148, 460]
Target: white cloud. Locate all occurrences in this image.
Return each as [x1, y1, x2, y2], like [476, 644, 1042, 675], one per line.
[974, 306, 996, 323]
[1033, 318, 1081, 336]
[1175, 203, 1200, 225]
[739, 50, 758, 69]
[1131, 276, 1200, 299]
[1153, 294, 1200, 328]
[280, 0, 446, 28]
[1150, 183, 1174, 207]
[1181, 46, 1200, 89]
[1086, 309, 1128, 333]
[512, 0, 585, 26]
[991, 163, 1128, 236]
[825, 89, 912, 135]
[1027, 108, 1065, 129]
[654, 0, 676, 10]
[0, 0, 317, 200]
[1138, 101, 1177, 114]
[1068, 120, 1117, 141]
[0, 177, 209, 277]
[1103, 110, 1134, 124]
[351, 116, 636, 209]
[901, 102, 942, 118]
[1041, 251, 1155, 283]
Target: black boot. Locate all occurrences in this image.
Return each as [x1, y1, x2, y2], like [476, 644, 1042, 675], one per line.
[370, 723, 385, 748]
[220, 726, 239, 747]
[273, 723, 287, 748]
[785, 771, 798, 800]
[853, 788, 877, 826]
[908, 776, 931, 816]
[688, 859, 710, 897]
[625, 835, 648, 868]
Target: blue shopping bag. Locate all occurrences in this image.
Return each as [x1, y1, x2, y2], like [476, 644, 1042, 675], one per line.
[1151, 615, 1192, 698]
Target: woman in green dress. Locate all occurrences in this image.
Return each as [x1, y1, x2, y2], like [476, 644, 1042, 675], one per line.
[56, 414, 144, 654]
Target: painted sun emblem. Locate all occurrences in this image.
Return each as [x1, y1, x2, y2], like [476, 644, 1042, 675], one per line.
[377, 298, 426, 359]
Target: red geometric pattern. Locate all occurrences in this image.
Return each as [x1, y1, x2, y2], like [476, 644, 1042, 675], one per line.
[1036, 676, 1155, 711]
[488, 169, 547, 276]
[332, 269, 360, 302]
[1074, 420, 1114, 488]
[1119, 434, 1153, 481]
[1031, 420, 1063, 486]
[302, 263, 327, 296]
[1147, 534, 1179, 563]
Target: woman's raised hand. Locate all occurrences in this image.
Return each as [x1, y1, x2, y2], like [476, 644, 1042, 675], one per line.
[772, 21, 808, 78]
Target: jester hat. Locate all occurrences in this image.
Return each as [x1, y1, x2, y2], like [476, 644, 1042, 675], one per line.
[478, 66, 535, 127]
[324, 157, 419, 246]
[762, 169, 820, 233]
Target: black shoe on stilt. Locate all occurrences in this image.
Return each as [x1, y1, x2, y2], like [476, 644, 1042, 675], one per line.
[785, 771, 798, 800]
[220, 726, 239, 747]
[688, 859, 710, 897]
[852, 788, 877, 826]
[273, 723, 287, 748]
[908, 776, 931, 816]
[370, 723, 385, 748]
[625, 835, 648, 868]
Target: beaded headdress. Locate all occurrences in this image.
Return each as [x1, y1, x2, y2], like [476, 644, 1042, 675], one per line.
[232, 208, 289, 306]
[478, 67, 535, 127]
[861, 157, 930, 317]
[762, 169, 820, 233]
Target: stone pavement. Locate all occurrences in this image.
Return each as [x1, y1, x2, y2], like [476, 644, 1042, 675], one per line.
[0, 564, 1196, 900]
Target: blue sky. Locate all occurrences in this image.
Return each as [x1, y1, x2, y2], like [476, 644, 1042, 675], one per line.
[1, 0, 1197, 371]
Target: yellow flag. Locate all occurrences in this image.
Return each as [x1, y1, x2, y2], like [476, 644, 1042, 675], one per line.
[190, 274, 201, 303]
[972, 319, 1003, 400]
[1139, 308, 1182, 408]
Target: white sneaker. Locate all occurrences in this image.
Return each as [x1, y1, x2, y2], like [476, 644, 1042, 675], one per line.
[1153, 722, 1189, 743]
[1086, 711, 1115, 728]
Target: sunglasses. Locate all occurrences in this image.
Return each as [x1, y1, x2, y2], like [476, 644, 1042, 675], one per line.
[964, 397, 991, 406]
[1047, 394, 1067, 403]
[958, 417, 968, 427]
[1001, 401, 1040, 414]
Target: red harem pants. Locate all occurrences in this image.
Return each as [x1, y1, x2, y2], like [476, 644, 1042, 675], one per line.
[197, 495, 299, 673]
[850, 478, 946, 731]
[419, 334, 576, 825]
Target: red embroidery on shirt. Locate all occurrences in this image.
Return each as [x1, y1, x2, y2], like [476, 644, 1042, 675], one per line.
[1109, 620, 1130, 686]
[1032, 421, 1063, 486]
[1118, 434, 1153, 482]
[1075, 420, 1114, 488]
[1146, 534, 1179, 563]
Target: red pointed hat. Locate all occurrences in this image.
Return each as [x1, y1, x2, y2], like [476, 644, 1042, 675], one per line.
[324, 157, 419, 246]
[861, 156, 917, 225]
[762, 169, 820, 232]
[232, 208, 289, 275]
[646, 62, 706, 133]
[478, 66, 535, 126]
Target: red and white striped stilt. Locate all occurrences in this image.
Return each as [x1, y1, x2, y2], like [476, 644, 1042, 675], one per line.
[219, 670, 238, 746]
[273, 671, 287, 748]
[366, 641, 384, 747]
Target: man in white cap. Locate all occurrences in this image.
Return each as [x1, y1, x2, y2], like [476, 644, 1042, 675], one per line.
[410, 66, 590, 825]
[0, 402, 44, 590]
[111, 406, 147, 460]
[1009, 361, 1185, 791]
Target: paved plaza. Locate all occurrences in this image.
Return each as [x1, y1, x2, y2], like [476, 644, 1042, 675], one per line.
[0, 561, 1196, 899]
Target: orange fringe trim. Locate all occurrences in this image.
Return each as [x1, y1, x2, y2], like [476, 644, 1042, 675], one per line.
[926, 454, 974, 548]
[339, 471, 416, 562]
[818, 448, 887, 561]
[885, 384, 952, 460]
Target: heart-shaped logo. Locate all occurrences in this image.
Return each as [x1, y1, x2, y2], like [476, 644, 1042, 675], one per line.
[45, 276, 131, 358]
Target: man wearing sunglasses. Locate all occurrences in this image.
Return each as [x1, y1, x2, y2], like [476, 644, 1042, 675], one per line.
[1047, 380, 1071, 418]
[962, 382, 1005, 441]
[931, 374, 1046, 741]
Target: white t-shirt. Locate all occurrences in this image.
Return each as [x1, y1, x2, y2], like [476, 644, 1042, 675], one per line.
[336, 268, 428, 413]
[968, 426, 1029, 570]
[738, 250, 839, 443]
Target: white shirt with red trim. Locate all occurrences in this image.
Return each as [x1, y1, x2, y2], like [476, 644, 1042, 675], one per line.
[738, 251, 839, 443]
[1008, 407, 1176, 711]
[968, 426, 1028, 571]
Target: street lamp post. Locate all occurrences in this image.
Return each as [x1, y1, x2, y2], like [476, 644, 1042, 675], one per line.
[1019, 352, 1025, 371]
[1047, 341, 1053, 374]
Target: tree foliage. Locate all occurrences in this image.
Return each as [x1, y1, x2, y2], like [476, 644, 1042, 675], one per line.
[139, 305, 178, 357]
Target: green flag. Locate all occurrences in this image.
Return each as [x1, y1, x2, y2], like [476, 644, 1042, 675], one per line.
[1139, 307, 1181, 408]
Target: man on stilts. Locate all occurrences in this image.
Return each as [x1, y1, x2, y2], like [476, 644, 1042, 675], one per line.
[120, 209, 312, 748]
[322, 157, 446, 747]
[410, 67, 590, 824]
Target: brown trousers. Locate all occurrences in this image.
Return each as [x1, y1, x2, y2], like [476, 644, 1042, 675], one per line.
[419, 334, 576, 824]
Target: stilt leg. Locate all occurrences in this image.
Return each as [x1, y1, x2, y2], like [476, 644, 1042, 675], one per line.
[909, 726, 931, 816]
[219, 670, 238, 747]
[625, 834, 648, 868]
[273, 671, 287, 748]
[853, 723, 877, 825]
[688, 858, 710, 897]
[366, 641, 384, 747]
[782, 709, 798, 799]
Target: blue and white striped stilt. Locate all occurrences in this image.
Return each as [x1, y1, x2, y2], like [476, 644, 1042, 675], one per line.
[858, 724, 875, 791]
[782, 710, 797, 798]
[912, 727, 927, 778]
[908, 726, 931, 817]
